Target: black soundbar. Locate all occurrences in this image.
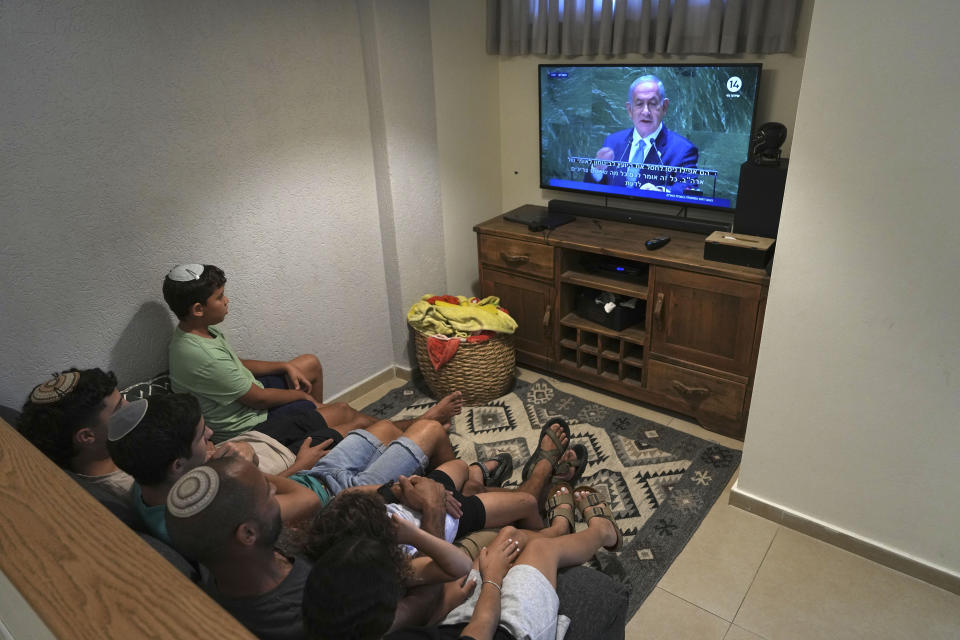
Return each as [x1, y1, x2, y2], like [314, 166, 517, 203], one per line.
[547, 199, 729, 235]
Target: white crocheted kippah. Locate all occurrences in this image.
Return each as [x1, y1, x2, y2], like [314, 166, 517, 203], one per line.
[167, 466, 220, 518]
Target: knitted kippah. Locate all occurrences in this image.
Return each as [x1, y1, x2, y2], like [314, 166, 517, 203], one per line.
[107, 399, 148, 441]
[29, 372, 80, 404]
[167, 466, 220, 518]
[166, 264, 205, 282]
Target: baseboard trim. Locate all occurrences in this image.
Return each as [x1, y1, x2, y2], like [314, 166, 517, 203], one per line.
[729, 483, 960, 596]
[327, 366, 410, 405]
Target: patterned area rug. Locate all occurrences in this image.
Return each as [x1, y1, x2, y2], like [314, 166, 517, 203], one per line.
[363, 376, 741, 619]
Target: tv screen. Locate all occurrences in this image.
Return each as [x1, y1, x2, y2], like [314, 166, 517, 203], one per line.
[539, 63, 761, 212]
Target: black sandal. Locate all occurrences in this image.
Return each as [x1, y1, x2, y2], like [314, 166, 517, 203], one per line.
[553, 443, 588, 485]
[470, 452, 514, 487]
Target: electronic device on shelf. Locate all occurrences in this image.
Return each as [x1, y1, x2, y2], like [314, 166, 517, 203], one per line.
[503, 205, 575, 231]
[538, 63, 763, 233]
[580, 254, 647, 279]
[575, 288, 645, 331]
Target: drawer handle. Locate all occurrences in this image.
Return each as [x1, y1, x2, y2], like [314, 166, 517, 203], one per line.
[500, 252, 530, 265]
[543, 304, 552, 335]
[672, 380, 710, 400]
[654, 293, 665, 330]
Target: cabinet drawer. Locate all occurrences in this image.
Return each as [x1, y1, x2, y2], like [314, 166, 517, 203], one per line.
[478, 235, 554, 280]
[646, 359, 746, 423]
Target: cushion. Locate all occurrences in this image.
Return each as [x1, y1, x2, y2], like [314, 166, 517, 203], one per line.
[0, 404, 21, 427]
[556, 565, 630, 640]
[120, 373, 172, 400]
[138, 532, 201, 583]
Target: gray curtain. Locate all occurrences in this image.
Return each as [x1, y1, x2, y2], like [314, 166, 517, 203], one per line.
[487, 0, 801, 56]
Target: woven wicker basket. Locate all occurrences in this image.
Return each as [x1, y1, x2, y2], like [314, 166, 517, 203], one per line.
[414, 331, 516, 405]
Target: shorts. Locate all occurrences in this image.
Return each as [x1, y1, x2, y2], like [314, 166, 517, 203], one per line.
[307, 430, 428, 495]
[442, 566, 562, 640]
[257, 374, 318, 416]
[256, 406, 342, 453]
[428, 470, 486, 539]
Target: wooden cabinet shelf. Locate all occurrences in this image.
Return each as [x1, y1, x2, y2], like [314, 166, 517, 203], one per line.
[476, 210, 769, 440]
[559, 312, 646, 343]
[622, 355, 645, 368]
[559, 270, 649, 299]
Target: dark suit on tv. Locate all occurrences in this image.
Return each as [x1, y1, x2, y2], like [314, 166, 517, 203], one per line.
[586, 126, 699, 188]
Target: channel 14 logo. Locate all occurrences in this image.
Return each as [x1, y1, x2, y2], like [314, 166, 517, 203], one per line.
[726, 75, 742, 98]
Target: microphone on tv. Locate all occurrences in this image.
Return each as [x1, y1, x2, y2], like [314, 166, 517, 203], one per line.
[649, 141, 662, 165]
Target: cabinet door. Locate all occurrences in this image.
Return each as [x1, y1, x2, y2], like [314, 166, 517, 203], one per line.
[649, 267, 762, 376]
[480, 267, 555, 362]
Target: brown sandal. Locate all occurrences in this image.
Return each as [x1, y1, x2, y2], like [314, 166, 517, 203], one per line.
[522, 418, 570, 481]
[573, 486, 623, 552]
[545, 481, 576, 532]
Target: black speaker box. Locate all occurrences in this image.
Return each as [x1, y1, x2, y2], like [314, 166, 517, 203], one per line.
[734, 159, 788, 239]
[548, 199, 728, 234]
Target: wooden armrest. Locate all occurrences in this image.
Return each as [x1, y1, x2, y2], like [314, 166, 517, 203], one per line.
[0, 419, 254, 639]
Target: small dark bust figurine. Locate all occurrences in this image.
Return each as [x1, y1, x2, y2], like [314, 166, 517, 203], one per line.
[751, 122, 787, 166]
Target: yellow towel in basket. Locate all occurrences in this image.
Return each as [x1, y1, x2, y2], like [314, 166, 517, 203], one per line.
[407, 295, 517, 337]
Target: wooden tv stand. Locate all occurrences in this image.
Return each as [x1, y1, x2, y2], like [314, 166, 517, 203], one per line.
[475, 209, 770, 440]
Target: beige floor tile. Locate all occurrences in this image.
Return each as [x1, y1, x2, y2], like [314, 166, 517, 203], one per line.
[665, 416, 744, 451]
[347, 377, 407, 410]
[723, 625, 766, 640]
[625, 588, 730, 639]
[656, 494, 779, 620]
[734, 528, 960, 640]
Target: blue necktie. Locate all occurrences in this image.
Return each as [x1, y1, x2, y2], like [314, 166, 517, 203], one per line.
[626, 137, 643, 187]
[630, 137, 645, 165]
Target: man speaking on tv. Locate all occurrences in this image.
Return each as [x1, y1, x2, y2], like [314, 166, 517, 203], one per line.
[586, 75, 698, 192]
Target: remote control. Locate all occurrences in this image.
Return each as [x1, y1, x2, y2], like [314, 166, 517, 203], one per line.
[645, 236, 671, 250]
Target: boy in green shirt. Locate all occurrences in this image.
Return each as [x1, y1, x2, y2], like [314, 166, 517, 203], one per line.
[163, 264, 463, 451]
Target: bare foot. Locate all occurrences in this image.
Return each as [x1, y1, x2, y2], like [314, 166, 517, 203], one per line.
[422, 391, 464, 425]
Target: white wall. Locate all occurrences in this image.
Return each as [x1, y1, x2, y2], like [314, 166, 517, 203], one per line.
[0, 1, 401, 406]
[430, 0, 503, 297]
[360, 0, 447, 365]
[739, 0, 960, 575]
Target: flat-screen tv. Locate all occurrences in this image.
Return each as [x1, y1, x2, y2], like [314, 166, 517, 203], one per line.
[539, 63, 762, 212]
